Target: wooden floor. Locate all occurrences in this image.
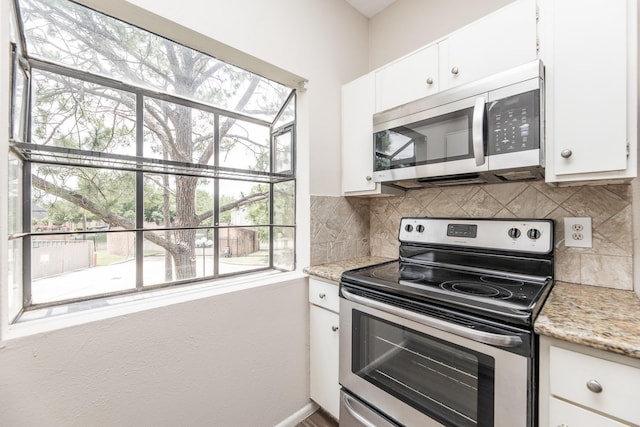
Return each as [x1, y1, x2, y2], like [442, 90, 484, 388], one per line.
[295, 408, 338, 427]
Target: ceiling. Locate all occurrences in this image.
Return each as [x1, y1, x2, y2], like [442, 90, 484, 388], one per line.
[345, 0, 397, 18]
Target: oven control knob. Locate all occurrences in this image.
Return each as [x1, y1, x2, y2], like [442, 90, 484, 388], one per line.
[508, 228, 521, 239]
[416, 224, 425, 233]
[405, 224, 413, 232]
[527, 228, 541, 240]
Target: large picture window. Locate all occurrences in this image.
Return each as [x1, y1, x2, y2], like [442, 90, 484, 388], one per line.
[9, 0, 296, 312]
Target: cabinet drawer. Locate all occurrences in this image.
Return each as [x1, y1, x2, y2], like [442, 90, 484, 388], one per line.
[549, 396, 628, 427]
[309, 278, 339, 313]
[550, 346, 640, 425]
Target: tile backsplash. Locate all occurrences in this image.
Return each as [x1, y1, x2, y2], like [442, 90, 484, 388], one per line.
[310, 196, 370, 265]
[311, 181, 633, 290]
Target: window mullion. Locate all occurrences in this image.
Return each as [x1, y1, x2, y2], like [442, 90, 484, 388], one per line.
[135, 94, 144, 289]
[213, 113, 220, 278]
[22, 162, 32, 307]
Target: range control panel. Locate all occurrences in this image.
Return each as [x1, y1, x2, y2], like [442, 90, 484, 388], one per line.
[399, 217, 553, 254]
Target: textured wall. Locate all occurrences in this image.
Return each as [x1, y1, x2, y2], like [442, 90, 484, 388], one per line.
[310, 182, 633, 290]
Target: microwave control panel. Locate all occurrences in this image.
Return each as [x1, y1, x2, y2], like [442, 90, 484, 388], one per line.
[487, 90, 540, 155]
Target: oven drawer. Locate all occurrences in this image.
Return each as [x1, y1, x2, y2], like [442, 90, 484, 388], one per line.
[309, 278, 339, 313]
[549, 397, 629, 427]
[340, 390, 399, 427]
[549, 345, 640, 425]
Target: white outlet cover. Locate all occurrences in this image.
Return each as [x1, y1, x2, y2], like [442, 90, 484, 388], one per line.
[564, 217, 592, 248]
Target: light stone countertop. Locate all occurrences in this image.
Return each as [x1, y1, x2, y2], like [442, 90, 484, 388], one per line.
[534, 281, 640, 359]
[305, 259, 640, 360]
[303, 256, 394, 283]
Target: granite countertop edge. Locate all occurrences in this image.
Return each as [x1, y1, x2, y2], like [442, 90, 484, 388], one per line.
[303, 256, 394, 283]
[534, 281, 640, 359]
[304, 259, 640, 360]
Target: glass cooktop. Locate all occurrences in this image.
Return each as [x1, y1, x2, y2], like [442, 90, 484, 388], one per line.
[341, 260, 552, 325]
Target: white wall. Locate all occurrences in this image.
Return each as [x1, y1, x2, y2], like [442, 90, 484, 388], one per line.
[0, 279, 309, 426]
[0, 0, 370, 425]
[369, 0, 515, 68]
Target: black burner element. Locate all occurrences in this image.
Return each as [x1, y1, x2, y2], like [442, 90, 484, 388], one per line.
[441, 281, 513, 300]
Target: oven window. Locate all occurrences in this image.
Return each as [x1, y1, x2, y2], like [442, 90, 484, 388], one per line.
[352, 311, 495, 427]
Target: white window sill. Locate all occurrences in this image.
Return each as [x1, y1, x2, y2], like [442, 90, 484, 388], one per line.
[3, 270, 308, 340]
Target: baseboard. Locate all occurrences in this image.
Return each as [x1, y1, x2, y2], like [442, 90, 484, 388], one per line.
[274, 401, 319, 427]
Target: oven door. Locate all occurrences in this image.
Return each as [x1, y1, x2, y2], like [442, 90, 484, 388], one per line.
[339, 292, 533, 427]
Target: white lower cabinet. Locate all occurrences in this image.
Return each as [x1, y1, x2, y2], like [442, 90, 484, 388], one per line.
[549, 397, 628, 427]
[539, 336, 640, 427]
[309, 278, 340, 420]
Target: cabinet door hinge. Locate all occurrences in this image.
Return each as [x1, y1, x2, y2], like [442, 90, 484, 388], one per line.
[536, 5, 540, 22]
[627, 141, 631, 157]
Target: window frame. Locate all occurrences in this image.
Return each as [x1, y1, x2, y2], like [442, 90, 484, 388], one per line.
[8, 0, 297, 314]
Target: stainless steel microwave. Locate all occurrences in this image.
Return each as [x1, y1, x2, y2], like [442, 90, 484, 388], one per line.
[373, 60, 544, 187]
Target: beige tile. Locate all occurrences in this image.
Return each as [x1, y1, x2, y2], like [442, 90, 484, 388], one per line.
[561, 186, 629, 227]
[426, 192, 464, 216]
[554, 249, 581, 283]
[544, 206, 571, 250]
[396, 196, 423, 217]
[605, 184, 632, 201]
[531, 181, 579, 205]
[461, 189, 503, 217]
[506, 186, 558, 218]
[327, 241, 345, 263]
[588, 232, 629, 256]
[596, 204, 633, 254]
[580, 254, 633, 290]
[483, 182, 529, 205]
[412, 188, 443, 209]
[494, 208, 517, 218]
[441, 186, 480, 206]
[310, 243, 328, 265]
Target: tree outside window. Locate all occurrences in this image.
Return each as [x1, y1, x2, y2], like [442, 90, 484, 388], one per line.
[9, 0, 296, 307]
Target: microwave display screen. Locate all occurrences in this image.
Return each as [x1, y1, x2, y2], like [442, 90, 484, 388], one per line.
[374, 107, 474, 172]
[487, 90, 540, 155]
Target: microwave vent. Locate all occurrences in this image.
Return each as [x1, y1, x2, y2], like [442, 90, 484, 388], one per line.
[416, 173, 487, 187]
[495, 170, 540, 181]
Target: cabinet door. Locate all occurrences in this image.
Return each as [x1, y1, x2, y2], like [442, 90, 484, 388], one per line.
[310, 305, 340, 419]
[549, 397, 629, 427]
[375, 44, 439, 113]
[549, 345, 640, 425]
[543, 0, 632, 179]
[341, 73, 376, 194]
[441, 0, 537, 89]
[342, 75, 404, 196]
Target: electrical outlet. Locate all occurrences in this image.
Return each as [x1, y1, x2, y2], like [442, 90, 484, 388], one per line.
[564, 217, 592, 248]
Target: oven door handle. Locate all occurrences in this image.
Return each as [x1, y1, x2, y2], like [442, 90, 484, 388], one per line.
[342, 289, 523, 348]
[342, 392, 382, 427]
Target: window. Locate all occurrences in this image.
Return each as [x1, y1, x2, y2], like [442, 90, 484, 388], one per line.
[8, 0, 296, 313]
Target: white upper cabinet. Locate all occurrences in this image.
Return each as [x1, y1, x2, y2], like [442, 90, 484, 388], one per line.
[373, 0, 537, 114]
[375, 44, 440, 113]
[440, 0, 537, 90]
[342, 73, 404, 196]
[540, 0, 637, 183]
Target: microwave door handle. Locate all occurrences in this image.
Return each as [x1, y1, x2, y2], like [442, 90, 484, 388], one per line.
[342, 289, 523, 348]
[472, 96, 486, 166]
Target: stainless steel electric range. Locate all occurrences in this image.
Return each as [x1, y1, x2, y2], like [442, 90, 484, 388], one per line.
[339, 217, 554, 427]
